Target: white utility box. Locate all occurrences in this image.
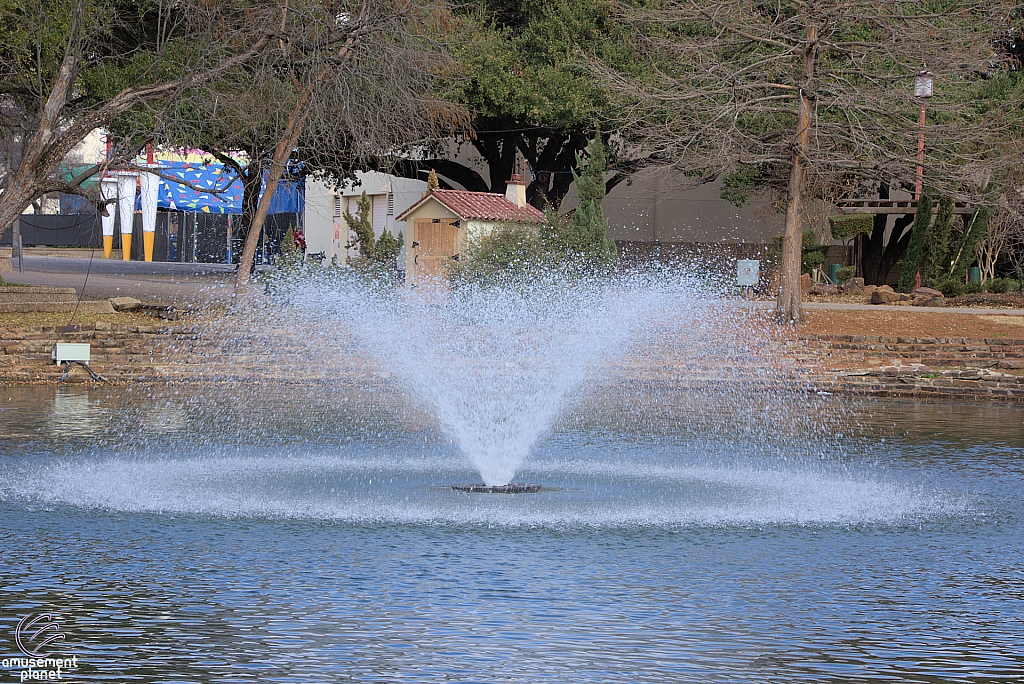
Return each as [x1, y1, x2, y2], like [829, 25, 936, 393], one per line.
[52, 343, 91, 364]
[736, 259, 760, 287]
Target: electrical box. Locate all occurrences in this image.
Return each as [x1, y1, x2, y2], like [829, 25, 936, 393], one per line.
[737, 260, 760, 287]
[52, 343, 90, 365]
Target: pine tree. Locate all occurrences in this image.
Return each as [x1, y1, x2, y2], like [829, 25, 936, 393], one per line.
[373, 228, 405, 268]
[344, 192, 375, 261]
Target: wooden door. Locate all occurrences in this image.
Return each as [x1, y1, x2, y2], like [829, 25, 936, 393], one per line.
[413, 218, 458, 284]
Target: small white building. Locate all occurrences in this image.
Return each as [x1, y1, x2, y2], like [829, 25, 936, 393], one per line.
[304, 172, 427, 265]
[395, 174, 546, 285]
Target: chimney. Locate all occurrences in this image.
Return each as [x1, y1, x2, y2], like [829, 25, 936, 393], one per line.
[505, 173, 527, 208]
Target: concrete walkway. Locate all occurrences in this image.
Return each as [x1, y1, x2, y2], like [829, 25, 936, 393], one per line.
[6, 254, 1024, 315]
[741, 301, 1024, 317]
[2, 255, 236, 305]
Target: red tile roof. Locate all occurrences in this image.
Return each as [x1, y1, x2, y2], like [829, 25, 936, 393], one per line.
[397, 189, 546, 224]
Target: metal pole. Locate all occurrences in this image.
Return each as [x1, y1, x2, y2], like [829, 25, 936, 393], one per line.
[915, 100, 926, 201]
[11, 216, 20, 260]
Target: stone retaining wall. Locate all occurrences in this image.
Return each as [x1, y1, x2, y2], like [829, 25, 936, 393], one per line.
[3, 325, 1024, 401]
[0, 323, 200, 383]
[791, 334, 1024, 370]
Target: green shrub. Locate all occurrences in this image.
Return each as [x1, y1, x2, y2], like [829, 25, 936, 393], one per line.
[829, 213, 874, 241]
[935, 278, 966, 297]
[343, 190, 404, 272]
[1006, 279, 1022, 293]
[450, 225, 543, 287]
[966, 280, 983, 294]
[835, 266, 856, 284]
[772, 231, 826, 274]
[987, 277, 1011, 294]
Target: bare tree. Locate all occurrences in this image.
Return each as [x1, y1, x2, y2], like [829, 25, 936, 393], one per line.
[988, 177, 1024, 284]
[0, 0, 282, 239]
[592, 0, 1017, 322]
[227, 0, 468, 293]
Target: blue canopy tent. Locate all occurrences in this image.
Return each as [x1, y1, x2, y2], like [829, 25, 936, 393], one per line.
[148, 161, 305, 215]
[141, 161, 305, 263]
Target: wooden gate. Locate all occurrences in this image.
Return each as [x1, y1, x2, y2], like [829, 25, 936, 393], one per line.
[413, 219, 458, 284]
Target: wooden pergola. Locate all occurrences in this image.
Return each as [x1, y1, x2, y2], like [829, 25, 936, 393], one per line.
[835, 199, 974, 215]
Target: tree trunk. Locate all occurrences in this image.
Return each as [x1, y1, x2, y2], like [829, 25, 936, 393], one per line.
[234, 91, 310, 294]
[776, 144, 806, 323]
[775, 23, 817, 324]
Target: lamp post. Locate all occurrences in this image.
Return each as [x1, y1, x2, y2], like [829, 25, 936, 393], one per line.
[914, 69, 934, 201]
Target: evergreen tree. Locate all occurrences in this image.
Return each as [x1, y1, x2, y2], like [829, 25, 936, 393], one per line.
[344, 192, 375, 261]
[277, 226, 303, 273]
[898, 195, 933, 292]
[373, 228, 405, 269]
[566, 134, 617, 267]
[925, 197, 955, 283]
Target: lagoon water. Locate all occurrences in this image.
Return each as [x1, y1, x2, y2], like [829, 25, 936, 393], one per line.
[1, 385, 1022, 682]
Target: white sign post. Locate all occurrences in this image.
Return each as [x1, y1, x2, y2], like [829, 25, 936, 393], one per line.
[737, 259, 760, 298]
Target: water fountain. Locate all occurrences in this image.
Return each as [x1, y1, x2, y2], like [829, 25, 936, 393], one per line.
[274, 268, 741, 490]
[2, 267, 1021, 682]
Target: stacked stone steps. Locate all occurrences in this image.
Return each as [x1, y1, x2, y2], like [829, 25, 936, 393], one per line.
[0, 286, 114, 313]
[796, 334, 1024, 369]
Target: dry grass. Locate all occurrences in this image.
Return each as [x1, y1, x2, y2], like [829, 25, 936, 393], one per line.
[797, 309, 1024, 339]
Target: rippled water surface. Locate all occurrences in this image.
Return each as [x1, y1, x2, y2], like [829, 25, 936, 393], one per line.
[1, 385, 1022, 682]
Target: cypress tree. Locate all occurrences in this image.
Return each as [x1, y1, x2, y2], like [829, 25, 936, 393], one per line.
[898, 195, 933, 292]
[344, 192, 375, 261]
[925, 197, 954, 282]
[569, 134, 617, 267]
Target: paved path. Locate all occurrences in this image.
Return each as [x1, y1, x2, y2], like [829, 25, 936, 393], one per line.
[3, 255, 236, 305]
[740, 300, 1024, 316]
[7, 255, 1024, 316]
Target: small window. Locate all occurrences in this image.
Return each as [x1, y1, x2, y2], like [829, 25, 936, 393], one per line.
[387, 193, 394, 215]
[333, 195, 342, 217]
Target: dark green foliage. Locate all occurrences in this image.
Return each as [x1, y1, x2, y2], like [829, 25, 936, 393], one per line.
[934, 277, 966, 297]
[925, 197, 955, 283]
[987, 277, 1011, 294]
[450, 225, 543, 287]
[950, 209, 989, 280]
[835, 266, 856, 284]
[720, 165, 765, 207]
[342, 191, 405, 271]
[898, 195, 933, 293]
[769, 230, 826, 275]
[562, 134, 617, 267]
[344, 192, 375, 261]
[802, 231, 827, 275]
[277, 227, 303, 272]
[966, 280, 984, 294]
[829, 214, 874, 241]
[374, 228, 404, 268]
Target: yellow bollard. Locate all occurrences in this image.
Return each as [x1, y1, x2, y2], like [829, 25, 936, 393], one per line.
[121, 233, 132, 261]
[143, 232, 155, 262]
[103, 235, 113, 259]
